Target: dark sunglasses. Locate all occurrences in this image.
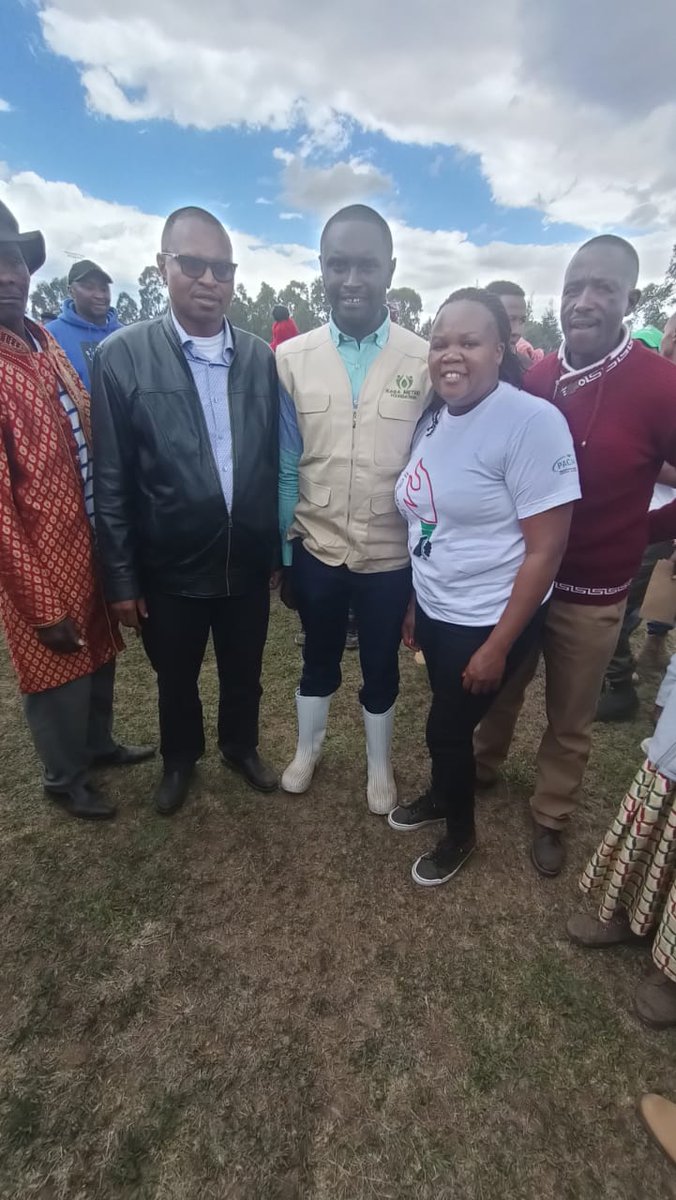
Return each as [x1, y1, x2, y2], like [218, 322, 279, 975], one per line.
[162, 252, 237, 283]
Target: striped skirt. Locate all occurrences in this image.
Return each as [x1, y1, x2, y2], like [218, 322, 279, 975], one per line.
[579, 758, 676, 983]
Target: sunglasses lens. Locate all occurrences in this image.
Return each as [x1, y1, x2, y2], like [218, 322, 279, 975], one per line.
[179, 255, 207, 279]
[212, 262, 236, 283]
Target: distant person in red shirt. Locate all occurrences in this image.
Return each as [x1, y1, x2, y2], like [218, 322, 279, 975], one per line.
[270, 304, 300, 351]
[475, 235, 676, 878]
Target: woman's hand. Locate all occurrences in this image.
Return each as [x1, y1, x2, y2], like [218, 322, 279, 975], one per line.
[463, 638, 507, 695]
[401, 597, 418, 650]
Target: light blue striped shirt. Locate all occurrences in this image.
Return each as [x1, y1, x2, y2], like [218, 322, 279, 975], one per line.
[172, 311, 235, 512]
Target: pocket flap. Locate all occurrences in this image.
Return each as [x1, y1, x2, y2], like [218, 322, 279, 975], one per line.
[299, 474, 331, 508]
[295, 391, 330, 414]
[378, 393, 421, 420]
[371, 491, 397, 515]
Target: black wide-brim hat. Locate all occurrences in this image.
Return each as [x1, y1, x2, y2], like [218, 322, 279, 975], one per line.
[0, 200, 46, 274]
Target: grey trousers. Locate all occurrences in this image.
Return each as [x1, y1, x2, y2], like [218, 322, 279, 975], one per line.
[23, 662, 117, 792]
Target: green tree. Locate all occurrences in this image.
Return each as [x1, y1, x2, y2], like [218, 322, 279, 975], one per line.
[248, 282, 277, 341]
[115, 291, 139, 325]
[309, 276, 329, 325]
[634, 244, 676, 328]
[138, 265, 166, 320]
[30, 276, 68, 320]
[525, 299, 561, 353]
[277, 280, 321, 334]
[229, 283, 253, 331]
[387, 287, 423, 334]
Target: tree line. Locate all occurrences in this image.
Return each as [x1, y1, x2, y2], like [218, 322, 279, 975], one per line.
[29, 244, 676, 353]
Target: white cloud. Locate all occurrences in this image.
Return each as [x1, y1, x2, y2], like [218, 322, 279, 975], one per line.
[279, 212, 303, 221]
[255, 197, 273, 206]
[1, 167, 673, 322]
[0, 99, 12, 113]
[279, 153, 393, 215]
[37, 0, 676, 231]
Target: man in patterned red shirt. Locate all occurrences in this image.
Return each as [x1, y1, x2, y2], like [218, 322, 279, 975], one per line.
[0, 202, 152, 820]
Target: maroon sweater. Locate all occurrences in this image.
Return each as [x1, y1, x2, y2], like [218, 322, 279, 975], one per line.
[525, 336, 676, 605]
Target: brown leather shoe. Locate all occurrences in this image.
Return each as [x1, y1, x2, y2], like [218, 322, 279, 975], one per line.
[567, 909, 646, 948]
[639, 1094, 676, 1165]
[531, 822, 565, 877]
[635, 968, 676, 1029]
[221, 749, 278, 793]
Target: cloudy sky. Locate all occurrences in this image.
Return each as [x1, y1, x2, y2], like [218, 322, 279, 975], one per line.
[1, 0, 674, 314]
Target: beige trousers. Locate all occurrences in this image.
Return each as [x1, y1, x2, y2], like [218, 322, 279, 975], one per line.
[474, 598, 626, 830]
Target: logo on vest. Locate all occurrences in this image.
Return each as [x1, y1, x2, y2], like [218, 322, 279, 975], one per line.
[386, 374, 419, 400]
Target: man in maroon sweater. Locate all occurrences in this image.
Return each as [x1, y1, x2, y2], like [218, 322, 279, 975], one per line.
[475, 235, 676, 876]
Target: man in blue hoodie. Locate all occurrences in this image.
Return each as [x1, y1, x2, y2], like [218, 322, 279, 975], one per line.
[47, 260, 122, 391]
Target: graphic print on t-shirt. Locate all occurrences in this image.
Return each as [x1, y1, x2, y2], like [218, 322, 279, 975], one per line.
[402, 458, 438, 558]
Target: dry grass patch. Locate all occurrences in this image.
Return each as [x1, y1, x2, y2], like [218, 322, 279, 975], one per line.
[1, 604, 675, 1198]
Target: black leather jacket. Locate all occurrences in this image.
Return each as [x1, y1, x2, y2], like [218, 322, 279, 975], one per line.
[91, 313, 279, 601]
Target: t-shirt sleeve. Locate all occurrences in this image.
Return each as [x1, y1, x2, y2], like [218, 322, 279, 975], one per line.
[504, 404, 581, 520]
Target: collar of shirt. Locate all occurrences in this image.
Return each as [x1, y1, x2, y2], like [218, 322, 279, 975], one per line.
[171, 309, 234, 363]
[328, 308, 390, 350]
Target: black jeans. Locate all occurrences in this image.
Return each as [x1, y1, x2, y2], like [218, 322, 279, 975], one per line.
[292, 540, 412, 713]
[141, 586, 270, 768]
[415, 601, 547, 843]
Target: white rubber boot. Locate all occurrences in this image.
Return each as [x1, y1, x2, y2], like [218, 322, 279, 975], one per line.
[281, 692, 332, 794]
[363, 704, 397, 814]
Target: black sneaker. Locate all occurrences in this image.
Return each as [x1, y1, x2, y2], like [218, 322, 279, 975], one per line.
[388, 791, 446, 832]
[412, 835, 477, 887]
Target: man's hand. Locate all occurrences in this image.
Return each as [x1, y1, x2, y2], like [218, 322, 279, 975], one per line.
[463, 639, 507, 695]
[110, 598, 148, 632]
[279, 568, 297, 611]
[270, 569, 283, 591]
[36, 617, 84, 655]
[401, 600, 418, 650]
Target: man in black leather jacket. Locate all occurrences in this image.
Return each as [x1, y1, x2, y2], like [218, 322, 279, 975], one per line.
[92, 206, 280, 815]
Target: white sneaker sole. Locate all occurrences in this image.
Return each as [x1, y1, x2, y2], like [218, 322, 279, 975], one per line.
[411, 844, 476, 887]
[388, 811, 445, 832]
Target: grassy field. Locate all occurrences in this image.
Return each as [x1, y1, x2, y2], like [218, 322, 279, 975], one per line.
[1, 600, 676, 1200]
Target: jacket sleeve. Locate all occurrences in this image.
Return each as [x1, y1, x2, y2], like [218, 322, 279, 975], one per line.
[278, 383, 302, 567]
[91, 345, 141, 602]
[0, 414, 67, 627]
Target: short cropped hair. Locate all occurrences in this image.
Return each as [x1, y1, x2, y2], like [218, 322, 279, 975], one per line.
[320, 204, 393, 258]
[161, 206, 226, 250]
[486, 279, 526, 299]
[576, 235, 640, 287]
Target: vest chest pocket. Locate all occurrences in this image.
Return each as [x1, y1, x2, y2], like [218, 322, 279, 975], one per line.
[294, 391, 332, 459]
[374, 393, 422, 468]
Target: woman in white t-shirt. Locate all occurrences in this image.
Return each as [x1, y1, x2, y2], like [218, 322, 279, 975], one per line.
[390, 288, 581, 887]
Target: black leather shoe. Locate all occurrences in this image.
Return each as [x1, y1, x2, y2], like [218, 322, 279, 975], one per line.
[221, 749, 278, 793]
[154, 766, 194, 816]
[46, 781, 116, 821]
[93, 743, 156, 767]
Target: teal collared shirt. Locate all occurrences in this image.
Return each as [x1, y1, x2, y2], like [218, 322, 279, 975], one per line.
[329, 309, 391, 406]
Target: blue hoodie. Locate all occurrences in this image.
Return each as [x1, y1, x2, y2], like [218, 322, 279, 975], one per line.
[46, 299, 123, 391]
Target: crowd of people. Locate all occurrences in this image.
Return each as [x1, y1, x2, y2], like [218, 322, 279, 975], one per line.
[3, 196, 676, 1032]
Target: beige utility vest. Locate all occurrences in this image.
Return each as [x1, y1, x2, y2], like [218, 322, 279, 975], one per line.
[277, 322, 430, 573]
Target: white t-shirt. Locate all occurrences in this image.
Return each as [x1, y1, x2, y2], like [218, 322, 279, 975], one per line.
[650, 483, 676, 512]
[394, 382, 581, 625]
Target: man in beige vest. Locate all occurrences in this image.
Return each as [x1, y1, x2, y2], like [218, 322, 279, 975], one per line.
[277, 205, 429, 813]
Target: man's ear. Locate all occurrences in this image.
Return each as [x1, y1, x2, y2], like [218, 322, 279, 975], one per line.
[627, 287, 641, 315]
[387, 257, 397, 288]
[157, 252, 167, 284]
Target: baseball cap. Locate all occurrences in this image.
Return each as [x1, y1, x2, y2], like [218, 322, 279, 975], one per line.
[68, 259, 113, 285]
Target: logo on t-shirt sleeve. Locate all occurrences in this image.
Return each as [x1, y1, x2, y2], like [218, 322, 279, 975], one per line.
[404, 458, 438, 558]
[552, 453, 577, 476]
